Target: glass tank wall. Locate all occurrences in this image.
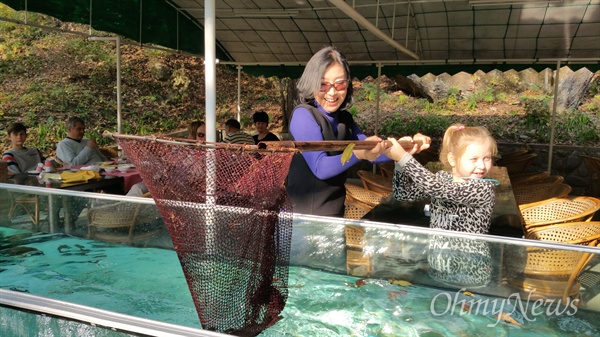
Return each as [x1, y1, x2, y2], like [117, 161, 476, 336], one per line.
[1, 183, 599, 336]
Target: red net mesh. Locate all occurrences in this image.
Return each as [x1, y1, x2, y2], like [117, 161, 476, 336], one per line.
[116, 136, 295, 336]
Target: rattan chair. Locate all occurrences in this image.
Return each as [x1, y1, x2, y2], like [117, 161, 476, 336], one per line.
[510, 171, 550, 184]
[413, 149, 439, 166]
[88, 201, 161, 246]
[498, 148, 530, 161]
[507, 221, 600, 303]
[519, 196, 600, 233]
[496, 153, 538, 175]
[357, 170, 393, 196]
[345, 183, 384, 209]
[343, 199, 372, 220]
[581, 155, 600, 197]
[512, 182, 572, 206]
[377, 162, 395, 178]
[8, 192, 41, 230]
[99, 146, 119, 160]
[345, 224, 372, 276]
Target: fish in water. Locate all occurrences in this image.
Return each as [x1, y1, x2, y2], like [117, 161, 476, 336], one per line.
[57, 245, 70, 253]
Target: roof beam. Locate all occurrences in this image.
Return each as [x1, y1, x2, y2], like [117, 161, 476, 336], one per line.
[328, 0, 419, 60]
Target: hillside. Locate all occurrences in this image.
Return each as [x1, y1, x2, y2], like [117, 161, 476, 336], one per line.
[1, 6, 599, 158]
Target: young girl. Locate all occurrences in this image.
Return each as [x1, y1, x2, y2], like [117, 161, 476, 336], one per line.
[386, 124, 498, 288]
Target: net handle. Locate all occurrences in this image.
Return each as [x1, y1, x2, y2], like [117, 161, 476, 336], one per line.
[103, 131, 424, 153]
[258, 139, 423, 152]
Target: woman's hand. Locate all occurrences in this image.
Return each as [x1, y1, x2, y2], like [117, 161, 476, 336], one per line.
[353, 136, 387, 161]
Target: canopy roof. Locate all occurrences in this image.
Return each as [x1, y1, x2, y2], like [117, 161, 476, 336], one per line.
[2, 0, 599, 77]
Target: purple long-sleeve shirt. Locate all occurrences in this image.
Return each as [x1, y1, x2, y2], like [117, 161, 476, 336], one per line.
[289, 103, 389, 180]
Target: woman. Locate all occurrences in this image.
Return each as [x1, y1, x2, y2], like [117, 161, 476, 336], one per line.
[252, 111, 280, 144]
[188, 120, 206, 142]
[286, 46, 426, 217]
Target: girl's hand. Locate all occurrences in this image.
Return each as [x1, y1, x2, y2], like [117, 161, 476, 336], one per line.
[353, 136, 387, 161]
[385, 137, 409, 162]
[412, 133, 431, 154]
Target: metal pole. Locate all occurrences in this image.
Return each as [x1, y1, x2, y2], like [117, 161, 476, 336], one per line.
[205, 0, 216, 143]
[548, 60, 560, 173]
[116, 37, 122, 134]
[237, 65, 242, 122]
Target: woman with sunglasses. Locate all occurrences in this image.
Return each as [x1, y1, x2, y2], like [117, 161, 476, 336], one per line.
[286, 46, 429, 217]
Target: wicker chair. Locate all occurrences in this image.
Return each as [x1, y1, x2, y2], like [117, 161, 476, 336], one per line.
[343, 199, 372, 220]
[510, 171, 550, 184]
[87, 200, 161, 246]
[345, 183, 384, 209]
[357, 170, 393, 196]
[519, 196, 600, 233]
[515, 175, 564, 186]
[413, 149, 440, 166]
[512, 182, 572, 206]
[496, 153, 538, 175]
[507, 221, 600, 303]
[498, 148, 530, 161]
[8, 192, 41, 230]
[345, 224, 372, 276]
[377, 162, 395, 178]
[581, 155, 600, 197]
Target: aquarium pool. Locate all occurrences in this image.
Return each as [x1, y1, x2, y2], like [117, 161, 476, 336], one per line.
[1, 227, 599, 337]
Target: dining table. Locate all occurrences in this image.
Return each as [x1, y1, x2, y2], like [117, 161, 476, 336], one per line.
[6, 172, 125, 234]
[362, 166, 524, 238]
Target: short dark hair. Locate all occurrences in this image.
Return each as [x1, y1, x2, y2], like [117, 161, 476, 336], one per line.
[225, 118, 241, 130]
[7, 122, 27, 135]
[252, 111, 269, 124]
[296, 46, 354, 110]
[67, 116, 85, 129]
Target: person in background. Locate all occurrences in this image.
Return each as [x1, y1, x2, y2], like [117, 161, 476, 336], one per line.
[188, 120, 206, 142]
[222, 118, 254, 145]
[197, 122, 206, 142]
[3, 122, 45, 174]
[386, 123, 498, 288]
[286, 45, 430, 217]
[251, 111, 279, 144]
[56, 117, 107, 166]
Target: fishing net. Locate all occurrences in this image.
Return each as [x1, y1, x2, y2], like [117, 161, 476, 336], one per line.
[114, 134, 296, 336]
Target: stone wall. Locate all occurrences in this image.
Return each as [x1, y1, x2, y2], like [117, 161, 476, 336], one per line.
[497, 143, 600, 196]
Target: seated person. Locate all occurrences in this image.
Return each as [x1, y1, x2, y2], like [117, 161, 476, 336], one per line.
[56, 117, 107, 166]
[188, 120, 206, 142]
[126, 181, 149, 197]
[222, 118, 254, 145]
[3, 122, 45, 174]
[251, 111, 280, 144]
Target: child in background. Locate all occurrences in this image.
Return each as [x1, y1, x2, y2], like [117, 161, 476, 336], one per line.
[386, 124, 498, 287]
[3, 122, 45, 174]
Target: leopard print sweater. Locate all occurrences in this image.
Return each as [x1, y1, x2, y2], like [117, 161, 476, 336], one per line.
[393, 155, 496, 288]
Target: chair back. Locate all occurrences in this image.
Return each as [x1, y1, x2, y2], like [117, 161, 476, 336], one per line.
[581, 155, 600, 197]
[512, 182, 571, 205]
[343, 200, 372, 220]
[498, 149, 530, 161]
[510, 171, 550, 184]
[87, 201, 157, 245]
[377, 162, 395, 178]
[345, 183, 384, 209]
[357, 170, 392, 196]
[509, 221, 600, 302]
[497, 153, 538, 175]
[519, 196, 600, 232]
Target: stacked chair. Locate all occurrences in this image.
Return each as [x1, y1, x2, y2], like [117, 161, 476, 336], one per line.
[519, 196, 600, 234]
[512, 182, 572, 206]
[507, 221, 600, 303]
[497, 152, 538, 176]
[581, 155, 600, 197]
[357, 170, 393, 196]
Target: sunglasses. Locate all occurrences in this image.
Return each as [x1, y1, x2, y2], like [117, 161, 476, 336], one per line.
[197, 132, 206, 138]
[320, 79, 349, 92]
